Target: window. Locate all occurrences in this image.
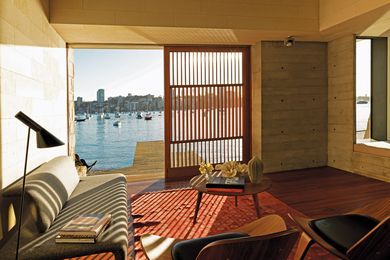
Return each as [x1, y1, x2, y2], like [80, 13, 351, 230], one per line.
[356, 39, 372, 141]
[355, 37, 388, 147]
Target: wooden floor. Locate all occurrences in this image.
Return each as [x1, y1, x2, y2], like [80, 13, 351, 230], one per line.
[127, 167, 390, 218]
[94, 141, 389, 216]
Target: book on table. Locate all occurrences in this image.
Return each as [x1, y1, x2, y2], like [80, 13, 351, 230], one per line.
[56, 213, 111, 243]
[206, 176, 245, 192]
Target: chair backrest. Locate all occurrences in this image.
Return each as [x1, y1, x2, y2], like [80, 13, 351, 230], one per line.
[347, 216, 390, 260]
[195, 229, 299, 260]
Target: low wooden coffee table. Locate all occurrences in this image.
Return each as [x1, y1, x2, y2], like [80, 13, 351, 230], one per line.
[190, 173, 272, 223]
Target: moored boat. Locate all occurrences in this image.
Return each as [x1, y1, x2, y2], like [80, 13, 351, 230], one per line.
[75, 115, 87, 122]
[113, 120, 121, 127]
[144, 112, 152, 120]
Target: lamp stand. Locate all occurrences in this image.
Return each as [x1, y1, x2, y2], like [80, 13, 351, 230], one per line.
[15, 127, 30, 260]
[14, 111, 64, 259]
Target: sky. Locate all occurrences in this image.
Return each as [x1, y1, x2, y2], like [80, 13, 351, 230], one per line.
[356, 39, 371, 97]
[74, 49, 164, 101]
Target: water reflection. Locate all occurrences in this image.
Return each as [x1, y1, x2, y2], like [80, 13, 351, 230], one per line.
[75, 113, 164, 170]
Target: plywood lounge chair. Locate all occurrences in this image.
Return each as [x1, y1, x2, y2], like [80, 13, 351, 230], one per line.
[140, 214, 299, 260]
[290, 197, 390, 260]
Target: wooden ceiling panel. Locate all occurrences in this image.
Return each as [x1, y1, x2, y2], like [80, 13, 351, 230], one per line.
[52, 24, 155, 44]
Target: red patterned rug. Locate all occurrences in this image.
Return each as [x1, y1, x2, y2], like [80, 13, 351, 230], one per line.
[131, 188, 336, 260]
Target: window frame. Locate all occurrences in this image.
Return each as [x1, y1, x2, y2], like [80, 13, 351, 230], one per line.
[354, 36, 389, 155]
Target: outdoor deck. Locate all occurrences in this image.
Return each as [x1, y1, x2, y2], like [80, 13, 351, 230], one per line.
[95, 141, 165, 182]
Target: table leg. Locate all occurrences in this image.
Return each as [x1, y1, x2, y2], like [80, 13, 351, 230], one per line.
[193, 191, 203, 224]
[252, 194, 261, 217]
[235, 196, 238, 207]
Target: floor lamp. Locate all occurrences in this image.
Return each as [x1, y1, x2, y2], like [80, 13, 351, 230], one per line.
[15, 111, 64, 259]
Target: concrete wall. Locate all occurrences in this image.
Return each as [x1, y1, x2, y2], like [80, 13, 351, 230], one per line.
[67, 47, 75, 157]
[261, 41, 328, 173]
[328, 36, 355, 172]
[328, 35, 390, 182]
[0, 0, 68, 188]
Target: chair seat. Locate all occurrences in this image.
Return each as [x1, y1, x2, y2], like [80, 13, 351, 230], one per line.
[172, 232, 249, 260]
[309, 214, 379, 253]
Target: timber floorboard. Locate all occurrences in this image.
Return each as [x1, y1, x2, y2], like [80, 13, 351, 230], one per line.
[127, 167, 390, 217]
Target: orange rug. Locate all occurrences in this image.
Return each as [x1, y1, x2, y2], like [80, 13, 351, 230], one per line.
[131, 188, 336, 260]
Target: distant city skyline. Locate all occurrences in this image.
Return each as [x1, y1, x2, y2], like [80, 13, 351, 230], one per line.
[74, 49, 164, 101]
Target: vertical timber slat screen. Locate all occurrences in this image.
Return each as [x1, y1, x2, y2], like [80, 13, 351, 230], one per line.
[164, 46, 250, 179]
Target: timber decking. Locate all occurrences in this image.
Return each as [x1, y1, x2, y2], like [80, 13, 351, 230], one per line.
[94, 140, 203, 182]
[95, 141, 165, 182]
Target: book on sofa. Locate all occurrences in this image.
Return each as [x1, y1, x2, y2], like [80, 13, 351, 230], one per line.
[56, 213, 111, 243]
[55, 235, 97, 244]
[206, 176, 245, 192]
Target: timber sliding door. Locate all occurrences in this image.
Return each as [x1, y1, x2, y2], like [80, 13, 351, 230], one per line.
[164, 46, 251, 179]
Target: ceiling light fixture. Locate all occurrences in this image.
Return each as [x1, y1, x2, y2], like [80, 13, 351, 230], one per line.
[284, 36, 295, 47]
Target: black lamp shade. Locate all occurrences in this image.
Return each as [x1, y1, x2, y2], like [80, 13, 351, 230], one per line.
[37, 129, 64, 148]
[15, 111, 64, 148]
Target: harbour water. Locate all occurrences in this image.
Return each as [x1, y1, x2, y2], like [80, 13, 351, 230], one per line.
[75, 112, 163, 170]
[356, 103, 370, 132]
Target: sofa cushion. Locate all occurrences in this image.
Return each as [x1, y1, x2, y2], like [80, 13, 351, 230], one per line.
[1, 173, 131, 260]
[36, 156, 79, 198]
[17, 174, 130, 260]
[4, 156, 80, 232]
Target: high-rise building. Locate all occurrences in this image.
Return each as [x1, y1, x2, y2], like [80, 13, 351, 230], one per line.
[97, 89, 105, 104]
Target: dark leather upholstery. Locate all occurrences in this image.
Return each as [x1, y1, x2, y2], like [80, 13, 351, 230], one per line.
[171, 232, 249, 260]
[309, 214, 379, 253]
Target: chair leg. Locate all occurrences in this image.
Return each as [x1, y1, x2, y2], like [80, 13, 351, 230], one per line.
[294, 232, 314, 260]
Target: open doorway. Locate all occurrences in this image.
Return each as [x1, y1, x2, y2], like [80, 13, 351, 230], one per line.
[73, 48, 164, 181]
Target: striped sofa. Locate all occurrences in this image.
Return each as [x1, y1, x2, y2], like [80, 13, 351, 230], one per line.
[1, 156, 132, 259]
